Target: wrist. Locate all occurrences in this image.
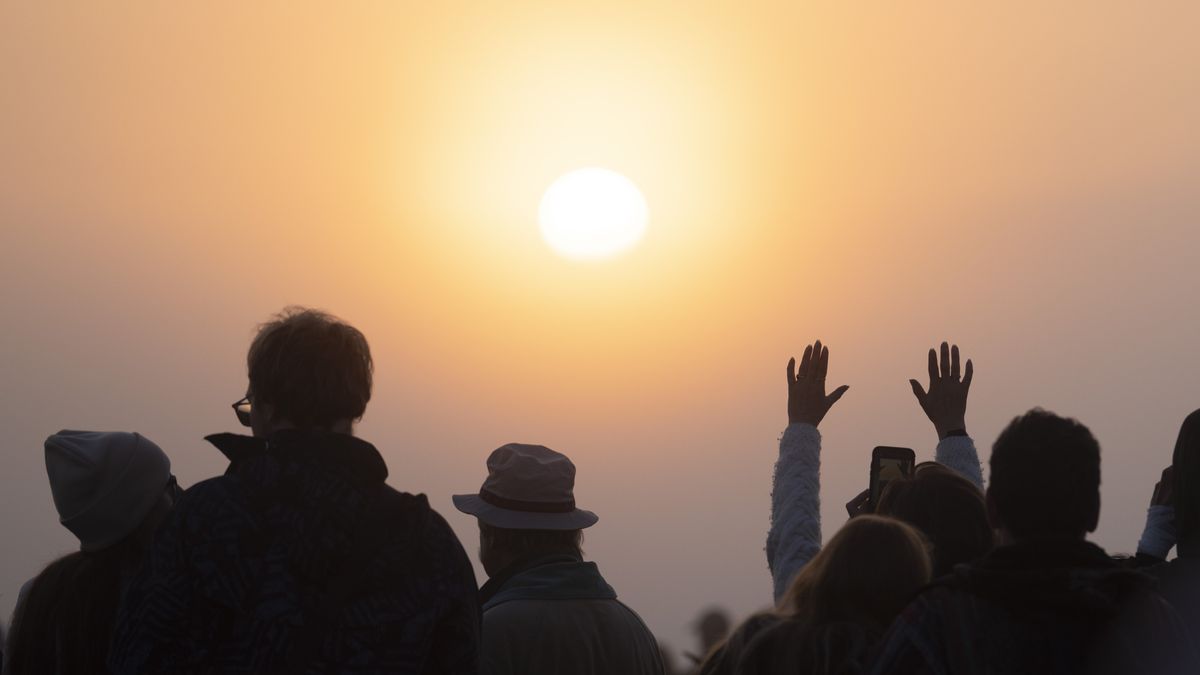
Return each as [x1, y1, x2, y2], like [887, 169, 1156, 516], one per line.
[935, 422, 967, 440]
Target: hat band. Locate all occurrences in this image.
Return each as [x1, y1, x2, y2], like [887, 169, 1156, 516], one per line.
[480, 488, 576, 513]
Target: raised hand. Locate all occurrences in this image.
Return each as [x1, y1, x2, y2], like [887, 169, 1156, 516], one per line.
[909, 342, 973, 440]
[787, 340, 850, 427]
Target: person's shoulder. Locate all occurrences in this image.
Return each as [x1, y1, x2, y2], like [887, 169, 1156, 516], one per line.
[376, 486, 441, 528]
[180, 474, 232, 497]
[481, 597, 541, 632]
[886, 582, 961, 632]
[169, 475, 239, 517]
[376, 488, 469, 552]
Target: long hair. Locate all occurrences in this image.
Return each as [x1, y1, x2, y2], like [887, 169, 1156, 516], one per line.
[876, 463, 994, 576]
[781, 515, 932, 627]
[755, 516, 932, 675]
[5, 535, 146, 675]
[5, 491, 172, 675]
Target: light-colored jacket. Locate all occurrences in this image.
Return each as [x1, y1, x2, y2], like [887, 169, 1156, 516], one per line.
[481, 554, 664, 675]
[766, 424, 984, 602]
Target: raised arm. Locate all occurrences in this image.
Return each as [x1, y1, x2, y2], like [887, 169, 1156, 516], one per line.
[767, 340, 849, 603]
[1136, 466, 1176, 564]
[910, 342, 983, 490]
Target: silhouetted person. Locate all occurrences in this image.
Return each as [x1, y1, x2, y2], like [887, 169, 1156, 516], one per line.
[454, 443, 663, 675]
[689, 608, 731, 663]
[701, 516, 932, 675]
[769, 341, 985, 602]
[108, 307, 480, 674]
[869, 343, 993, 576]
[876, 462, 993, 576]
[1135, 409, 1200, 643]
[870, 409, 1198, 675]
[6, 431, 180, 675]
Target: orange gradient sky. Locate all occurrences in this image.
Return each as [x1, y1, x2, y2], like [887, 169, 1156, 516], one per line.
[3, 1, 1200, 658]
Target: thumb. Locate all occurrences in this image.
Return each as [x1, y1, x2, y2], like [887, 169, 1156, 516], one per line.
[827, 385, 850, 405]
[909, 379, 927, 403]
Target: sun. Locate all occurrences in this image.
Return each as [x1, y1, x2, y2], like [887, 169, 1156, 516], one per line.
[538, 168, 648, 260]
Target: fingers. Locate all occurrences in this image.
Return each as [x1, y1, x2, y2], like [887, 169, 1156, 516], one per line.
[927, 348, 938, 382]
[798, 344, 814, 378]
[962, 359, 974, 389]
[845, 489, 871, 518]
[951, 345, 961, 379]
[826, 384, 849, 405]
[787, 357, 796, 384]
[940, 342, 951, 378]
[797, 341, 827, 380]
[909, 379, 928, 404]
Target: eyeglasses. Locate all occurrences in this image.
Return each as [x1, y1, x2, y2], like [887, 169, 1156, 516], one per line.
[232, 396, 252, 428]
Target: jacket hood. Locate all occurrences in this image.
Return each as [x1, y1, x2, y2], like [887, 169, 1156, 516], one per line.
[944, 538, 1154, 618]
[482, 554, 617, 611]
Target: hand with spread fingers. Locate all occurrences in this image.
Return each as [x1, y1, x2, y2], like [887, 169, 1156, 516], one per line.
[910, 342, 974, 440]
[787, 340, 850, 427]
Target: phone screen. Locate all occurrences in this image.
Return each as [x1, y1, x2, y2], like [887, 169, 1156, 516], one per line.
[875, 457, 913, 498]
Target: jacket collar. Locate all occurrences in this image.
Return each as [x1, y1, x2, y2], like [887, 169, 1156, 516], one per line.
[204, 429, 389, 485]
[480, 553, 616, 611]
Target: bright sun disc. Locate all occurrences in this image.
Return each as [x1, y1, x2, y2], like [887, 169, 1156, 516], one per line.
[539, 168, 648, 260]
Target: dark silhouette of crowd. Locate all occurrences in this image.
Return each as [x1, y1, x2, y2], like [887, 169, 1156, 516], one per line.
[3, 308, 1199, 674]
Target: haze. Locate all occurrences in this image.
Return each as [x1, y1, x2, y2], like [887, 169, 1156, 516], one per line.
[3, 2, 1199, 656]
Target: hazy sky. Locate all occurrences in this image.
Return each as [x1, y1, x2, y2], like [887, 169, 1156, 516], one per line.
[3, 1, 1199, 658]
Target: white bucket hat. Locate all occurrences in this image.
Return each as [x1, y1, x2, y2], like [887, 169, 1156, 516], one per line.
[454, 443, 598, 530]
[44, 430, 172, 551]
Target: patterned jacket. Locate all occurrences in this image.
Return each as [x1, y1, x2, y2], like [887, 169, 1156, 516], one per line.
[109, 430, 479, 674]
[868, 539, 1198, 675]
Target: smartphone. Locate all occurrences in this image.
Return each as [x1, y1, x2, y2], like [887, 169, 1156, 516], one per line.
[869, 446, 916, 506]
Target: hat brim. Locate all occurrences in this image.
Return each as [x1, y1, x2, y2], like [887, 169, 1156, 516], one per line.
[453, 493, 598, 530]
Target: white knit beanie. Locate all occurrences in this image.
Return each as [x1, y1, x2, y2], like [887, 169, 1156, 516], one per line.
[44, 430, 172, 551]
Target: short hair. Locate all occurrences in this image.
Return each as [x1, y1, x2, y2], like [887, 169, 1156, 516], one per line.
[247, 307, 373, 429]
[479, 522, 583, 561]
[876, 463, 993, 576]
[989, 408, 1100, 539]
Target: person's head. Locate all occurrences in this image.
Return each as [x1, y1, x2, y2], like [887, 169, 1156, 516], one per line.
[694, 608, 732, 653]
[244, 307, 373, 437]
[988, 408, 1101, 541]
[454, 443, 598, 577]
[877, 463, 994, 576]
[8, 431, 182, 674]
[44, 430, 181, 552]
[1171, 409, 1200, 557]
[476, 523, 583, 576]
[781, 515, 932, 630]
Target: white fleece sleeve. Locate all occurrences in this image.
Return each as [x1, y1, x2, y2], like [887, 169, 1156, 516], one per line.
[766, 423, 822, 604]
[934, 435, 984, 490]
[1137, 505, 1177, 560]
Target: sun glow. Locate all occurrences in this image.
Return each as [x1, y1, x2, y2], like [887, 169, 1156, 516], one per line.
[538, 168, 649, 260]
